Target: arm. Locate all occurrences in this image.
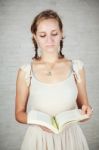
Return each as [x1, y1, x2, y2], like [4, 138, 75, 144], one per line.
[15, 68, 29, 124]
[75, 67, 93, 116]
[15, 67, 54, 132]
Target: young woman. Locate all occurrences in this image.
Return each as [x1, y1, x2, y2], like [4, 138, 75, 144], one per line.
[15, 9, 93, 150]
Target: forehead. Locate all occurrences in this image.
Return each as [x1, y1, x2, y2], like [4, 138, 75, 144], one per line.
[37, 18, 60, 32]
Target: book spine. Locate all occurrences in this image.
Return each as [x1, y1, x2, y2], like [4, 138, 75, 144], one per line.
[51, 116, 59, 129]
[54, 116, 59, 129]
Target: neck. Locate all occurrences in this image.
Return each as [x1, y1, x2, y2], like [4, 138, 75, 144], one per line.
[40, 53, 59, 64]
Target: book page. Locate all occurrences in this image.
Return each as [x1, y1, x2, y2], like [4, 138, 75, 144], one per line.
[28, 110, 58, 133]
[29, 110, 51, 125]
[55, 109, 89, 129]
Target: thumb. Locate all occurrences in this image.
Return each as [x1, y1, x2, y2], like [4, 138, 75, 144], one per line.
[81, 105, 87, 115]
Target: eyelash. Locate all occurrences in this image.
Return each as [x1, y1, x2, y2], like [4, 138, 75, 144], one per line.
[40, 33, 58, 38]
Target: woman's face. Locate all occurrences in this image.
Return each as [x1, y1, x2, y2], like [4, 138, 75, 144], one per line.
[33, 18, 63, 54]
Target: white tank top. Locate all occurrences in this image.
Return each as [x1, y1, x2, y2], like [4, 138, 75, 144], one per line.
[20, 59, 84, 116]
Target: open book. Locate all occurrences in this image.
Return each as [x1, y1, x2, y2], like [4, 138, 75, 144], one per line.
[28, 109, 90, 134]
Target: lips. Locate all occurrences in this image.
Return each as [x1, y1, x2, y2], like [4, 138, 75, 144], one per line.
[46, 45, 54, 47]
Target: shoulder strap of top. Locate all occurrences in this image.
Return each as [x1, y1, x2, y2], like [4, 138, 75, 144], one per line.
[28, 64, 32, 88]
[19, 64, 32, 87]
[30, 60, 35, 77]
[28, 61, 35, 88]
[71, 59, 84, 83]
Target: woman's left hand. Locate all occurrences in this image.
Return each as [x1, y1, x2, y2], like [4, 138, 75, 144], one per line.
[81, 104, 93, 118]
[79, 105, 93, 122]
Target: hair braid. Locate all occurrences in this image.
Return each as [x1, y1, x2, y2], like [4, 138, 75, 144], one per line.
[59, 38, 64, 58]
[32, 37, 40, 60]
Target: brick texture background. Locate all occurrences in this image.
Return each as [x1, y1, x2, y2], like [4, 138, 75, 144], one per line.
[0, 0, 99, 149]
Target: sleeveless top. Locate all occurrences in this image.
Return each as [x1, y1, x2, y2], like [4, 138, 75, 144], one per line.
[20, 59, 84, 116]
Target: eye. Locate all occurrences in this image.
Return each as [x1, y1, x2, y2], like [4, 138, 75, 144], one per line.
[39, 35, 46, 38]
[52, 33, 58, 36]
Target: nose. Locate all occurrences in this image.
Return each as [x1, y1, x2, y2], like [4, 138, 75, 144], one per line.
[46, 35, 53, 44]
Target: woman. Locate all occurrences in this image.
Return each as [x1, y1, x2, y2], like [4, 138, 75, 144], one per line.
[15, 9, 93, 150]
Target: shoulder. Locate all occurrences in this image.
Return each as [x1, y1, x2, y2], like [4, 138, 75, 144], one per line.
[72, 59, 84, 71]
[62, 58, 84, 68]
[19, 64, 31, 72]
[17, 63, 31, 87]
[72, 59, 84, 68]
[71, 59, 85, 83]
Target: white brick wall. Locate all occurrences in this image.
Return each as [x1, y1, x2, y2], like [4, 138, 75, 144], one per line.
[0, 0, 99, 149]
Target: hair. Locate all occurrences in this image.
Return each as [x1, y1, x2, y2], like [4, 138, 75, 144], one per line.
[31, 9, 65, 60]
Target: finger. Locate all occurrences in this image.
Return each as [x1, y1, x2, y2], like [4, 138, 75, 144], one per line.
[87, 107, 93, 116]
[42, 127, 53, 133]
[81, 105, 87, 114]
[80, 118, 90, 123]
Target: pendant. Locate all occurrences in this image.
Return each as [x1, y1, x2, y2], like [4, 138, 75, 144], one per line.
[47, 71, 52, 76]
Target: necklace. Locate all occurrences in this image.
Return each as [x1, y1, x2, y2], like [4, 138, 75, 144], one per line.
[46, 66, 54, 76]
[47, 71, 52, 76]
[44, 59, 59, 76]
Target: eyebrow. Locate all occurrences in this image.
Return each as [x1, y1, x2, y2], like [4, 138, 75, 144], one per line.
[38, 30, 58, 34]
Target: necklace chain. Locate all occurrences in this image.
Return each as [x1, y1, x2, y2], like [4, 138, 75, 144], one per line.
[46, 63, 56, 76]
[43, 59, 59, 76]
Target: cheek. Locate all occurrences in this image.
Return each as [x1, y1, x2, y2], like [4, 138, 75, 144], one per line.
[36, 38, 45, 47]
[55, 36, 61, 44]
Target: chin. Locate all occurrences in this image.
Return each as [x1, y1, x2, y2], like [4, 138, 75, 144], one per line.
[46, 49, 56, 53]
[45, 46, 57, 52]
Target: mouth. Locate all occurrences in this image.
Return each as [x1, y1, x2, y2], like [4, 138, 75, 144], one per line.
[46, 45, 55, 47]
